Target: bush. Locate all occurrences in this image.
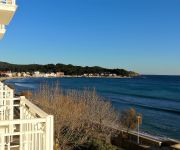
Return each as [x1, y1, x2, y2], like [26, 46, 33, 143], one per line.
[87, 139, 120, 150]
[32, 82, 119, 150]
[120, 108, 142, 133]
[74, 139, 121, 150]
[20, 91, 33, 99]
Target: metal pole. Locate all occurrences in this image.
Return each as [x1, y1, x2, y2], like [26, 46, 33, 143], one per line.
[137, 116, 140, 144]
[138, 120, 139, 144]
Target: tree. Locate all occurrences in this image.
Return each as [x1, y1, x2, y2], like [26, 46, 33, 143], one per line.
[120, 108, 142, 133]
[0, 61, 138, 77]
[32, 83, 120, 149]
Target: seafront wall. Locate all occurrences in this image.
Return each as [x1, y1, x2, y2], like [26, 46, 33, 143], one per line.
[0, 77, 12, 81]
[0, 77, 25, 82]
[110, 127, 180, 150]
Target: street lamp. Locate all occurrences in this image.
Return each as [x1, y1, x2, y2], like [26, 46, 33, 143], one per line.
[137, 115, 142, 144]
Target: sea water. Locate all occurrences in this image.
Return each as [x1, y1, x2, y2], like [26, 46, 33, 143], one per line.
[5, 75, 180, 140]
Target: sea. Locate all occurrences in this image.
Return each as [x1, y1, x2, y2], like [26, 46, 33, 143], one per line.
[5, 75, 180, 140]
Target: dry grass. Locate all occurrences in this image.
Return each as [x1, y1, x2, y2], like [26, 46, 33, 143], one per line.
[120, 108, 142, 132]
[30, 82, 119, 150]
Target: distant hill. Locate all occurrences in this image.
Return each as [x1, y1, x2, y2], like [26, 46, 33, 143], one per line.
[0, 61, 139, 77]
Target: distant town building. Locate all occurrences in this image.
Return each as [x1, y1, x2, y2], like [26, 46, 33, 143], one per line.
[47, 73, 56, 77]
[56, 72, 64, 77]
[5, 71, 12, 77]
[17, 72, 21, 77]
[33, 71, 41, 77]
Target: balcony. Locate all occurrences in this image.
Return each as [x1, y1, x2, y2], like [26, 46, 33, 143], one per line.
[0, 0, 17, 25]
[0, 82, 54, 150]
[0, 25, 6, 39]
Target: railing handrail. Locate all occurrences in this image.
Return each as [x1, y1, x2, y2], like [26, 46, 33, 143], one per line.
[0, 97, 20, 101]
[0, 82, 54, 150]
[0, 130, 44, 137]
[0, 96, 48, 116]
[0, 118, 47, 126]
[0, 24, 5, 29]
[21, 96, 49, 118]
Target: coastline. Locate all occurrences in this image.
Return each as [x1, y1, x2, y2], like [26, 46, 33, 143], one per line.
[0, 77, 13, 82]
[2, 76, 180, 149]
[63, 75, 133, 78]
[0, 77, 25, 82]
[0, 75, 133, 83]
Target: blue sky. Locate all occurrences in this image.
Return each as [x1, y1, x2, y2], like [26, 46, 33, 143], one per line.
[0, 0, 180, 75]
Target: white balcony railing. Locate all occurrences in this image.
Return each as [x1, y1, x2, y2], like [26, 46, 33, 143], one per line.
[0, 0, 16, 5]
[0, 25, 5, 30]
[0, 82, 54, 150]
[0, 24, 6, 39]
[0, 0, 17, 26]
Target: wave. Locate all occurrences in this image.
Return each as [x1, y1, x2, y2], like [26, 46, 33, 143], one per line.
[15, 83, 35, 89]
[100, 89, 180, 103]
[110, 97, 180, 115]
[124, 93, 180, 103]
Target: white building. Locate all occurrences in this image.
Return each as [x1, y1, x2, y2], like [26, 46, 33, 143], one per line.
[45, 72, 57, 77]
[17, 72, 21, 77]
[0, 0, 17, 39]
[5, 72, 13, 77]
[33, 71, 41, 77]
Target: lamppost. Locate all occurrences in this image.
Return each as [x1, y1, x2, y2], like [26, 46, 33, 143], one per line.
[137, 115, 142, 144]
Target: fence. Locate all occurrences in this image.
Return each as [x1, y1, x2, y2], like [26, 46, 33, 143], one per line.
[0, 82, 54, 150]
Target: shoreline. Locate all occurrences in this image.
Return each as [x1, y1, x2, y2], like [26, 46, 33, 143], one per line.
[0, 77, 24, 82]
[0, 77, 13, 82]
[0, 76, 133, 83]
[1, 76, 180, 144]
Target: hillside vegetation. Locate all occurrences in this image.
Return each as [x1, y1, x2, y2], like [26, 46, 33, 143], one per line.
[0, 61, 139, 77]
